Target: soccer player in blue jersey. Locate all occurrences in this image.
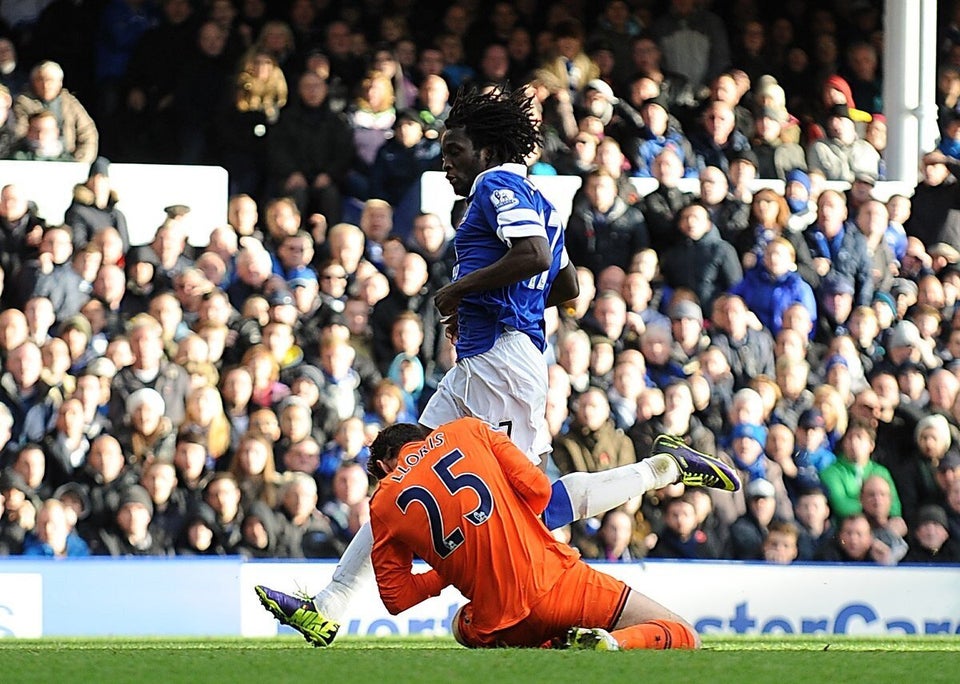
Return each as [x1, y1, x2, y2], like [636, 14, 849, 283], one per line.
[255, 86, 739, 647]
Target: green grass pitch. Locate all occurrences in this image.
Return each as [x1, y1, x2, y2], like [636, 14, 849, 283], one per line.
[3, 636, 960, 684]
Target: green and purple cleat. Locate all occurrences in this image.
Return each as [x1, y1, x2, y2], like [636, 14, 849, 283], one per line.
[255, 585, 340, 647]
[653, 433, 742, 492]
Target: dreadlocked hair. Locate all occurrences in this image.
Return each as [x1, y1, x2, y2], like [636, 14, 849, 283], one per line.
[368, 423, 431, 480]
[446, 84, 543, 165]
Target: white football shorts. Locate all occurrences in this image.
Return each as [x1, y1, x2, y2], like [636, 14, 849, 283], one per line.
[419, 329, 550, 464]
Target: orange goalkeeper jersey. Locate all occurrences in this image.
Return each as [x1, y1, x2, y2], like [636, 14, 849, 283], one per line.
[370, 417, 580, 635]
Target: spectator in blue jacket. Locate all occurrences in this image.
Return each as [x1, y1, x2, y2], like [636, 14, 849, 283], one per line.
[804, 189, 875, 307]
[730, 237, 817, 336]
[21, 498, 89, 557]
[630, 95, 697, 178]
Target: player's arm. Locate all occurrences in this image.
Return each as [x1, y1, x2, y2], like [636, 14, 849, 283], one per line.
[482, 422, 552, 514]
[545, 257, 579, 308]
[371, 511, 447, 615]
[435, 235, 550, 317]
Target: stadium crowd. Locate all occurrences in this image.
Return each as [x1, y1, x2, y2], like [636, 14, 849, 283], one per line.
[1, 0, 960, 566]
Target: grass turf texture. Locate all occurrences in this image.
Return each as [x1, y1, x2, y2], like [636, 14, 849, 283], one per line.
[3, 636, 960, 684]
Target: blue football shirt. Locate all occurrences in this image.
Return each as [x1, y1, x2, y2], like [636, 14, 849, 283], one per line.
[451, 163, 568, 359]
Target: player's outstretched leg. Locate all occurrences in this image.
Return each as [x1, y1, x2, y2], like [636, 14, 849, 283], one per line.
[543, 435, 739, 529]
[255, 585, 340, 647]
[652, 433, 741, 492]
[565, 627, 621, 651]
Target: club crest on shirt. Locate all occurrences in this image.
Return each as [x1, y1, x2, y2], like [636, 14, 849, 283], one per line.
[490, 188, 519, 211]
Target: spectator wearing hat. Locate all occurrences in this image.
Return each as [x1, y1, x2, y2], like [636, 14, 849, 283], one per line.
[566, 169, 649, 278]
[731, 236, 817, 337]
[727, 147, 759, 206]
[902, 504, 960, 563]
[806, 189, 874, 309]
[783, 407, 837, 498]
[806, 104, 880, 182]
[629, 94, 697, 178]
[368, 108, 441, 236]
[88, 483, 171, 556]
[73, 359, 115, 439]
[726, 478, 786, 560]
[236, 498, 282, 559]
[847, 171, 879, 219]
[890, 277, 921, 320]
[1, 466, 37, 554]
[752, 105, 806, 181]
[576, 79, 621, 129]
[58, 314, 97, 375]
[820, 419, 902, 521]
[882, 319, 941, 374]
[784, 169, 818, 233]
[13, 60, 98, 163]
[62, 156, 131, 253]
[719, 422, 792, 521]
[667, 298, 709, 373]
[889, 414, 960, 528]
[121, 386, 176, 466]
[174, 502, 223, 556]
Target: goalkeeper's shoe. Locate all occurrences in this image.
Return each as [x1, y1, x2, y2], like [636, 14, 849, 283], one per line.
[653, 433, 741, 492]
[255, 585, 340, 647]
[565, 627, 620, 651]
